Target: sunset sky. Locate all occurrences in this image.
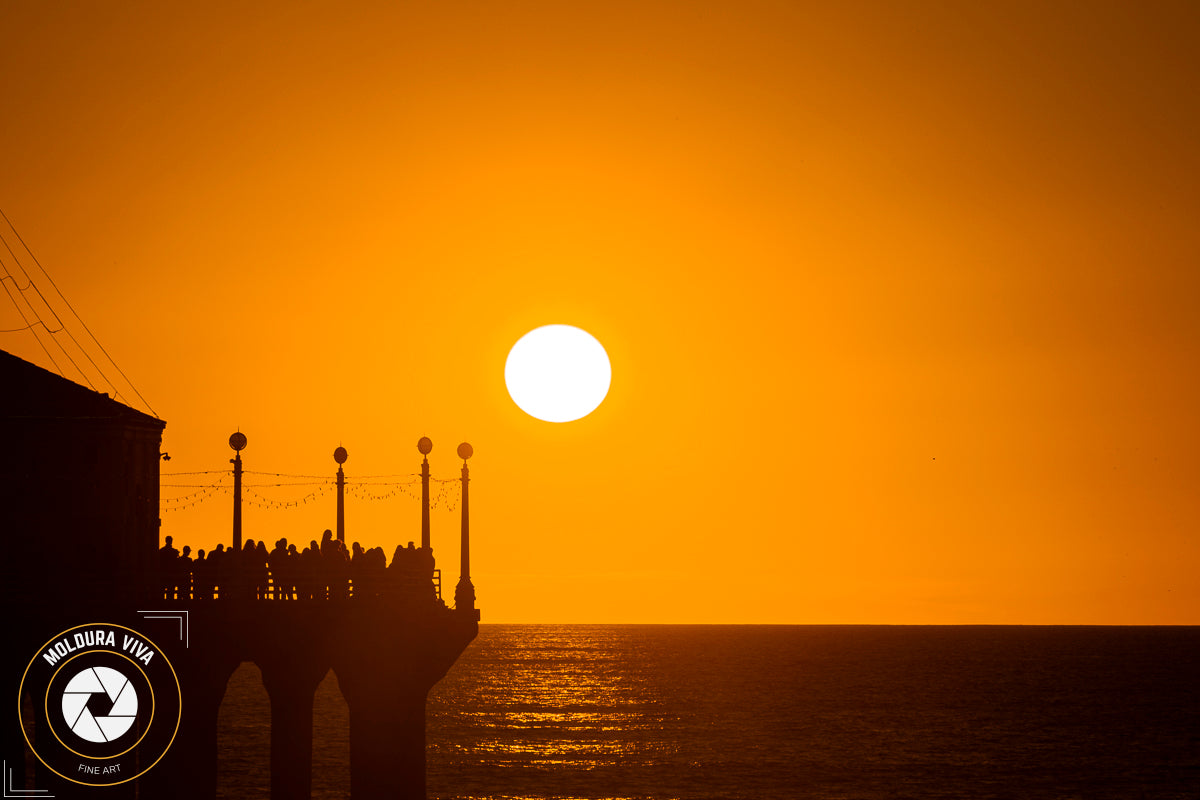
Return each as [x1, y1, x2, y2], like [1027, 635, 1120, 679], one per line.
[2, 1, 1197, 623]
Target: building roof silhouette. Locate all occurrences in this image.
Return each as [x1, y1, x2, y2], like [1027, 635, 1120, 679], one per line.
[0, 347, 162, 428]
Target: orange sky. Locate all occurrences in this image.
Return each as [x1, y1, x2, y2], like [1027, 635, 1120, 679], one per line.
[2, 1, 1198, 623]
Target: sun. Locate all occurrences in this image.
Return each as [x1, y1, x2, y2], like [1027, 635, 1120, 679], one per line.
[505, 325, 612, 423]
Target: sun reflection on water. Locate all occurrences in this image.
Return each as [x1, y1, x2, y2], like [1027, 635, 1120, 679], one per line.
[429, 626, 678, 783]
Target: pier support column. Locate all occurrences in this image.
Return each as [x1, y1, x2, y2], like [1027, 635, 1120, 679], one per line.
[344, 685, 429, 800]
[140, 646, 240, 800]
[334, 610, 477, 800]
[258, 657, 329, 800]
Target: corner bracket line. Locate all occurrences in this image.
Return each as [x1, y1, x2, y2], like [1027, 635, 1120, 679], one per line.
[136, 609, 189, 648]
[3, 760, 53, 797]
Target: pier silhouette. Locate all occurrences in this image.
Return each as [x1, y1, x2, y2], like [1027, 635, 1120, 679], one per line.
[1, 349, 480, 800]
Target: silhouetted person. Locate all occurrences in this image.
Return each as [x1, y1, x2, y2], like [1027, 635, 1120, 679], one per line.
[371, 546, 386, 584]
[269, 538, 289, 600]
[193, 549, 210, 600]
[350, 542, 365, 598]
[284, 543, 299, 599]
[387, 542, 428, 602]
[416, 545, 434, 577]
[255, 540, 269, 600]
[417, 545, 437, 602]
[352, 545, 384, 599]
[159, 535, 179, 599]
[210, 543, 228, 598]
[330, 538, 350, 599]
[362, 546, 386, 599]
[319, 529, 336, 599]
[239, 539, 258, 600]
[178, 545, 194, 600]
[300, 540, 321, 600]
[388, 544, 408, 583]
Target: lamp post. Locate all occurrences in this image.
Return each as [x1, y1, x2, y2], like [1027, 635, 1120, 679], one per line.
[334, 446, 348, 543]
[454, 442, 475, 613]
[229, 431, 247, 553]
[418, 437, 432, 550]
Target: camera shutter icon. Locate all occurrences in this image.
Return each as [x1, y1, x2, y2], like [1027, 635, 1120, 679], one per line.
[61, 666, 139, 743]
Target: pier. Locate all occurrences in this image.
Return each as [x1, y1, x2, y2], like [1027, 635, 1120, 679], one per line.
[2, 350, 479, 800]
[145, 434, 480, 800]
[153, 434, 479, 799]
[143, 592, 477, 800]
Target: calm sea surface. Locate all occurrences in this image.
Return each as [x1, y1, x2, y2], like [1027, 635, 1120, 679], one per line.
[217, 625, 1200, 799]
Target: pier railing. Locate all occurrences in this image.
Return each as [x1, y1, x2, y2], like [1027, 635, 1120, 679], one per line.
[160, 568, 442, 602]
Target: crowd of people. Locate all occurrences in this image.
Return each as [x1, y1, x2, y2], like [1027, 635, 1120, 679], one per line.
[158, 530, 439, 602]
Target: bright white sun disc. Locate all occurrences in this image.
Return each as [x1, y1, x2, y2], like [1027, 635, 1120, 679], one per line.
[505, 325, 611, 423]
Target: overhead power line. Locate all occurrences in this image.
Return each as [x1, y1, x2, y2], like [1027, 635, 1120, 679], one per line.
[0, 208, 158, 417]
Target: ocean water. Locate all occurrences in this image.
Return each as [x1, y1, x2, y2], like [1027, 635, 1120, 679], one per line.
[217, 625, 1200, 799]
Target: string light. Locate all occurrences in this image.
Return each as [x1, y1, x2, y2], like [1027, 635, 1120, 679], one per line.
[160, 466, 465, 513]
[243, 485, 330, 510]
[161, 482, 230, 513]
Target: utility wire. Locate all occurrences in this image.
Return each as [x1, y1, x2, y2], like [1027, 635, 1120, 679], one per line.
[0, 319, 62, 334]
[1, 232, 120, 398]
[1, 240, 106, 393]
[0, 209, 158, 417]
[0, 269, 31, 291]
[0, 261, 64, 376]
[1, 258, 100, 390]
[2, 254, 104, 391]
